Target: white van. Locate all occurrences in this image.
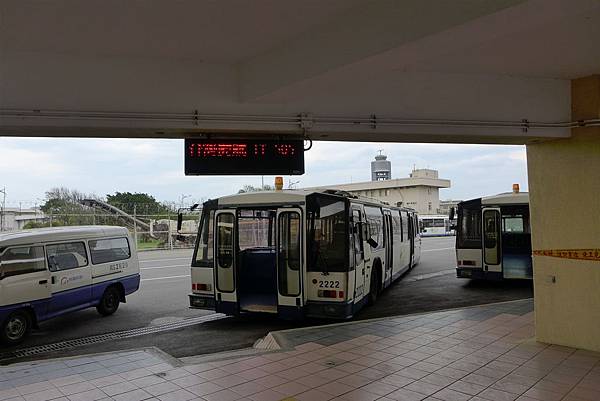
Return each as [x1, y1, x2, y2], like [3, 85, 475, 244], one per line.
[0, 226, 140, 344]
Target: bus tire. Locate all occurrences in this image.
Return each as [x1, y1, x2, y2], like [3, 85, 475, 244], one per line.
[368, 268, 379, 306]
[1, 310, 31, 345]
[97, 286, 121, 316]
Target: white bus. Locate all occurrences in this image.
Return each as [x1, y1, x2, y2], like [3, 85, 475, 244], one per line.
[454, 190, 531, 280]
[187, 190, 421, 319]
[419, 215, 454, 237]
[0, 226, 140, 344]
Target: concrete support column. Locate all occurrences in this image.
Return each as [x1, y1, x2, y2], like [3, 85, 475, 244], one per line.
[527, 75, 600, 351]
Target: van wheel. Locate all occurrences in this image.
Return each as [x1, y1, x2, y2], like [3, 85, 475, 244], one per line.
[97, 287, 120, 316]
[1, 310, 30, 345]
[368, 269, 379, 306]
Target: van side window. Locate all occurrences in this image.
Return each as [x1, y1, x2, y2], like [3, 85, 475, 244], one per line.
[89, 237, 131, 265]
[0, 246, 46, 279]
[46, 242, 88, 271]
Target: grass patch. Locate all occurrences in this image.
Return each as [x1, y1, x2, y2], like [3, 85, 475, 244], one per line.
[137, 238, 164, 250]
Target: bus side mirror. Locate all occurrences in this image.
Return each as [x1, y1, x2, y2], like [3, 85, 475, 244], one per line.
[449, 207, 455, 221]
[177, 213, 183, 232]
[367, 237, 378, 248]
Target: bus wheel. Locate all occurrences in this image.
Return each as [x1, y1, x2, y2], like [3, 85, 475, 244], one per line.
[1, 310, 31, 345]
[368, 269, 379, 306]
[97, 286, 121, 316]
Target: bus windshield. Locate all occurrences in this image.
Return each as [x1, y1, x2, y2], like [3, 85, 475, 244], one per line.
[307, 195, 348, 272]
[457, 200, 482, 248]
[194, 208, 214, 267]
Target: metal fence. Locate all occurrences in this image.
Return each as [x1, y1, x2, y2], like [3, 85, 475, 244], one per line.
[10, 202, 201, 251]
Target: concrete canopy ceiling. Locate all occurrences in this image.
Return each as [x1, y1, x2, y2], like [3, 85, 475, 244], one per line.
[0, 0, 364, 62]
[1, 0, 599, 143]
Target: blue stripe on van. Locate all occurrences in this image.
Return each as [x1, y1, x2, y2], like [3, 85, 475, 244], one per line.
[0, 273, 140, 325]
[0, 298, 51, 327]
[91, 273, 141, 302]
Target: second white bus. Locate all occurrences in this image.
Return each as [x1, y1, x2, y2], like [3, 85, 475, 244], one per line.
[419, 215, 455, 237]
[454, 190, 531, 280]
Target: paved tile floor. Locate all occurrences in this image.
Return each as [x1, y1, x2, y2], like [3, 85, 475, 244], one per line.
[1, 300, 600, 401]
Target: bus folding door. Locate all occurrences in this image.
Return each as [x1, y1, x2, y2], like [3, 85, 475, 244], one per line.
[213, 211, 238, 314]
[482, 208, 502, 276]
[276, 208, 303, 317]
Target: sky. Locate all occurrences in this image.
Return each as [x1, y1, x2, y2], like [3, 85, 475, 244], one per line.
[0, 137, 528, 208]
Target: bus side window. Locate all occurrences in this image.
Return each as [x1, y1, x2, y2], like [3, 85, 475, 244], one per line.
[401, 211, 409, 241]
[398, 212, 402, 242]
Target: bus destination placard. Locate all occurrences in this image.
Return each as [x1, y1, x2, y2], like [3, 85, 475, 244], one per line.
[184, 139, 305, 175]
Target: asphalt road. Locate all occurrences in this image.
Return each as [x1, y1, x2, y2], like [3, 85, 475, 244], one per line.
[15, 248, 202, 344]
[1, 237, 533, 362]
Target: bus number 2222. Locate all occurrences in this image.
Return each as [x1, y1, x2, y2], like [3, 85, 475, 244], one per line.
[319, 280, 340, 288]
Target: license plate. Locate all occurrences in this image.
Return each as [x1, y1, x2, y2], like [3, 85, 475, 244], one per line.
[193, 298, 207, 307]
[190, 296, 214, 308]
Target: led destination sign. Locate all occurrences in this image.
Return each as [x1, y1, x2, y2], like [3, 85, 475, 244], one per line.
[184, 139, 305, 175]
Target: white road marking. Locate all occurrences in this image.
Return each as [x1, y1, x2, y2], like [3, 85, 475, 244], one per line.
[405, 269, 456, 282]
[139, 256, 191, 263]
[142, 274, 191, 282]
[422, 247, 455, 252]
[141, 264, 189, 270]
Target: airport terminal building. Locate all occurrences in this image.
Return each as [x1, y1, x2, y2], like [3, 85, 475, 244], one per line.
[307, 154, 451, 215]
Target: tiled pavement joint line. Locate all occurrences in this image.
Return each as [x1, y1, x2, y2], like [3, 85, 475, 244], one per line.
[1, 346, 177, 369]
[180, 345, 272, 366]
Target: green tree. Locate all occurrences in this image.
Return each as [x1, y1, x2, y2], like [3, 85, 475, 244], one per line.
[23, 221, 57, 229]
[40, 187, 93, 226]
[106, 192, 171, 215]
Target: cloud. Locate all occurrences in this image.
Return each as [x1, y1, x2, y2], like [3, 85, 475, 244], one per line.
[0, 142, 68, 177]
[0, 137, 528, 206]
[509, 149, 527, 161]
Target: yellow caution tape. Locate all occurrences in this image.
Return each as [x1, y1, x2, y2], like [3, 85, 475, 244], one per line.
[533, 249, 600, 261]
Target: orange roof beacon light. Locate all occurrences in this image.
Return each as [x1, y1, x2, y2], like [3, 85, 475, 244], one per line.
[513, 183, 520, 193]
[275, 176, 284, 191]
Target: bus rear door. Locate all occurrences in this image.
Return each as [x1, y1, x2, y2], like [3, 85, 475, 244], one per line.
[276, 208, 303, 318]
[408, 213, 415, 267]
[214, 210, 238, 315]
[413, 214, 421, 264]
[482, 208, 502, 276]
[383, 210, 393, 286]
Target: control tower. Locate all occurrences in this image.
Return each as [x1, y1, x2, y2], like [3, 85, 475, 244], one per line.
[371, 151, 392, 181]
